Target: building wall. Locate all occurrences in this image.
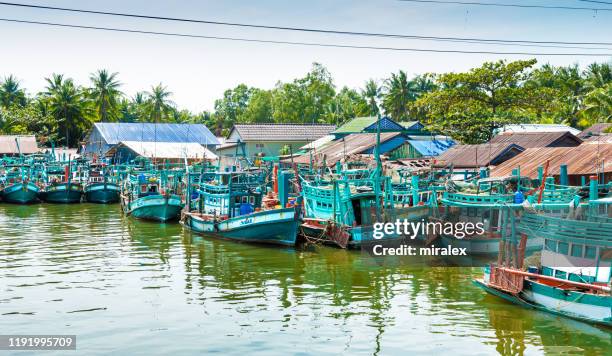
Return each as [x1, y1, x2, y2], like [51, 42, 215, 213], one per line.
[217, 141, 307, 158]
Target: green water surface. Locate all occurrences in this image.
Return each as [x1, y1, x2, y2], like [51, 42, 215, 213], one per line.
[0, 204, 610, 355]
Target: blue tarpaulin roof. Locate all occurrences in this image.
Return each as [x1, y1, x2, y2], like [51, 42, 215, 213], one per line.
[408, 139, 455, 156]
[93, 123, 219, 145]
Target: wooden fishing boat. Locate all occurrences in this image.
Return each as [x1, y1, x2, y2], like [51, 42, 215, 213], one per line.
[473, 182, 611, 326]
[0, 164, 41, 204]
[84, 162, 120, 203]
[39, 161, 83, 204]
[181, 170, 301, 246]
[435, 175, 542, 255]
[121, 171, 184, 222]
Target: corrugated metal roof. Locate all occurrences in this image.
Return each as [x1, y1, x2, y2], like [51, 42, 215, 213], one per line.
[496, 124, 581, 136]
[433, 143, 524, 168]
[489, 131, 582, 148]
[0, 135, 38, 154]
[398, 121, 424, 130]
[407, 138, 456, 156]
[109, 141, 217, 160]
[333, 116, 378, 134]
[290, 132, 401, 166]
[230, 123, 335, 142]
[584, 135, 612, 143]
[93, 123, 219, 145]
[490, 144, 612, 178]
[299, 135, 335, 150]
[578, 123, 612, 138]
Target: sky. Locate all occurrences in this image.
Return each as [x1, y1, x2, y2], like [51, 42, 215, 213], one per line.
[0, 0, 611, 112]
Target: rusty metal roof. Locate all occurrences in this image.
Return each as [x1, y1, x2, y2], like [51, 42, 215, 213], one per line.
[578, 123, 612, 138]
[490, 143, 612, 178]
[229, 123, 335, 142]
[490, 131, 582, 148]
[0, 135, 38, 155]
[290, 132, 401, 166]
[433, 143, 524, 168]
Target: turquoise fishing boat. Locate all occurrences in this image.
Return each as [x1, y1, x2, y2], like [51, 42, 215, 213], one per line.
[473, 178, 611, 326]
[435, 174, 542, 255]
[181, 170, 302, 246]
[84, 162, 120, 203]
[0, 164, 41, 204]
[121, 171, 184, 222]
[39, 161, 83, 204]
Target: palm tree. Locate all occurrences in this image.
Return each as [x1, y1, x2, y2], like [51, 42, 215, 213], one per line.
[581, 84, 612, 125]
[362, 79, 380, 116]
[584, 63, 612, 91]
[89, 69, 122, 122]
[145, 84, 175, 123]
[44, 76, 91, 147]
[0, 75, 27, 108]
[382, 70, 415, 121]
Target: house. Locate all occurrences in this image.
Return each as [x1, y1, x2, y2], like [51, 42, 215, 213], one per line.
[332, 116, 426, 138]
[495, 124, 581, 136]
[578, 123, 612, 139]
[0, 135, 38, 156]
[490, 143, 612, 185]
[105, 141, 218, 164]
[489, 131, 582, 148]
[83, 123, 219, 157]
[217, 123, 336, 160]
[433, 143, 525, 170]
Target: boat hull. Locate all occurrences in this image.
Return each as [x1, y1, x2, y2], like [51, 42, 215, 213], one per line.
[183, 207, 299, 246]
[473, 279, 612, 326]
[40, 183, 83, 203]
[439, 235, 543, 256]
[84, 183, 120, 203]
[1, 183, 40, 204]
[124, 194, 183, 222]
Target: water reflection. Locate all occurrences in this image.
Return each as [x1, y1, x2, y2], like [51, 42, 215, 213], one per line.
[0, 204, 610, 355]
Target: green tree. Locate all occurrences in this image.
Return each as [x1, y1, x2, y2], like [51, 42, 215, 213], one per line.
[362, 79, 381, 116]
[584, 62, 612, 91]
[89, 69, 122, 122]
[0, 75, 27, 109]
[580, 83, 612, 125]
[416, 59, 538, 143]
[145, 84, 175, 123]
[44, 75, 92, 147]
[382, 70, 415, 121]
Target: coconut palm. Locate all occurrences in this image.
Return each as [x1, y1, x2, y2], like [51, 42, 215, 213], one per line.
[89, 69, 122, 122]
[361, 79, 381, 117]
[581, 84, 612, 125]
[44, 76, 91, 147]
[584, 63, 612, 91]
[382, 71, 415, 121]
[145, 84, 175, 123]
[0, 75, 26, 108]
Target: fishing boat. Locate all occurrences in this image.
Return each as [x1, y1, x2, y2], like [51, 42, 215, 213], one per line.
[434, 174, 542, 255]
[84, 162, 120, 203]
[0, 164, 41, 204]
[181, 169, 301, 246]
[39, 160, 83, 203]
[473, 178, 611, 326]
[121, 170, 184, 222]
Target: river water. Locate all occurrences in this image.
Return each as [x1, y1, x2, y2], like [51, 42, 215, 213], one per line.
[1, 204, 610, 355]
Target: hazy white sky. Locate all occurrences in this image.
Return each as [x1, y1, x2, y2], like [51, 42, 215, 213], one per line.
[1, 0, 611, 112]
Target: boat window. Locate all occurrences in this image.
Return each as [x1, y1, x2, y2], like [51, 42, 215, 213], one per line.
[585, 245, 597, 259]
[141, 185, 147, 193]
[242, 196, 248, 203]
[570, 244, 583, 258]
[558, 242, 569, 255]
[554, 270, 567, 280]
[545, 239, 557, 252]
[235, 196, 241, 203]
[148, 185, 157, 193]
[249, 196, 255, 204]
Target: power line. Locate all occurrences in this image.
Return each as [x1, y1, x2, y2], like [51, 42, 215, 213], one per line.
[2, 17, 611, 57]
[576, 0, 612, 5]
[397, 0, 612, 11]
[0, 1, 611, 48]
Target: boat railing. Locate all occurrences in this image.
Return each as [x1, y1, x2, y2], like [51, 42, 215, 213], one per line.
[442, 191, 515, 206]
